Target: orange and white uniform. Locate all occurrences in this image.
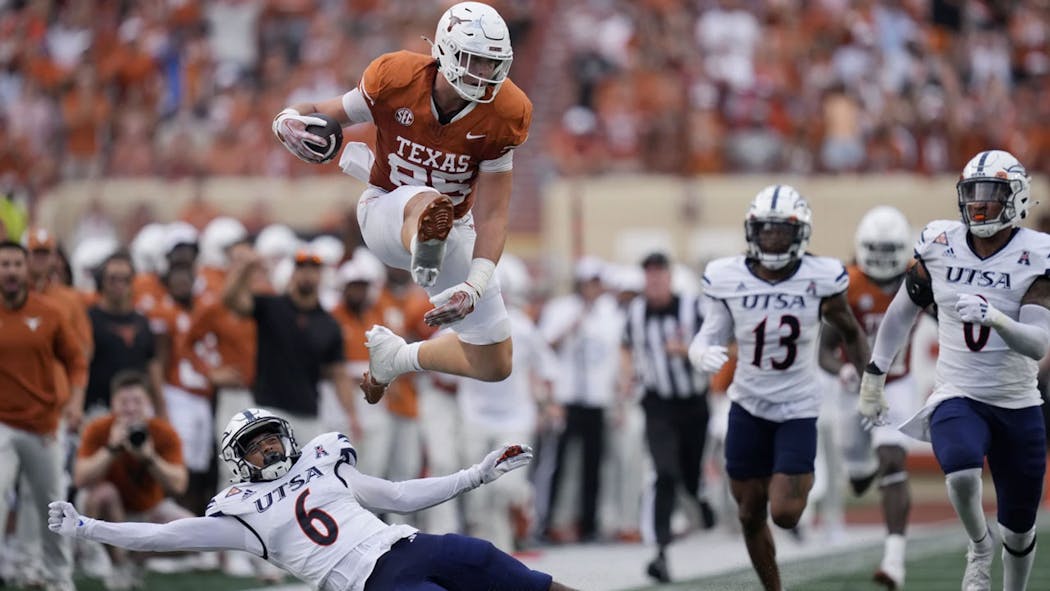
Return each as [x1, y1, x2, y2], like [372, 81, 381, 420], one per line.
[342, 50, 532, 346]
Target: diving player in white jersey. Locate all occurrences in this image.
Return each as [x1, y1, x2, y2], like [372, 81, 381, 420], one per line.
[48, 409, 578, 591]
[859, 150, 1050, 591]
[689, 185, 871, 591]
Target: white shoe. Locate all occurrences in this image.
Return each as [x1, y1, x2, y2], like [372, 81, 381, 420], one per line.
[43, 581, 76, 591]
[364, 325, 408, 385]
[873, 556, 904, 589]
[104, 564, 136, 591]
[962, 529, 995, 591]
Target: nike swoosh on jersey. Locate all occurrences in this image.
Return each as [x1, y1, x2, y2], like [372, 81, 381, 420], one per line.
[466, 132, 486, 139]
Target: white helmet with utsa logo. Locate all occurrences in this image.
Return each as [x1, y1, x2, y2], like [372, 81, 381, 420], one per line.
[855, 206, 912, 281]
[745, 184, 812, 270]
[220, 408, 301, 483]
[431, 2, 513, 103]
[957, 150, 1033, 238]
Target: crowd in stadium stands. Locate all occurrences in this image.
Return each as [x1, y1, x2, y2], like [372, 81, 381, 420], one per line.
[0, 1, 1047, 206]
[549, 0, 1050, 176]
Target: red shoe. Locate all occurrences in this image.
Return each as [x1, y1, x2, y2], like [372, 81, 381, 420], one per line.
[411, 196, 453, 287]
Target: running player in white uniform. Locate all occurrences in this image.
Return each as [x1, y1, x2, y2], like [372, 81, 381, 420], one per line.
[859, 150, 1050, 591]
[689, 185, 870, 591]
[819, 206, 917, 589]
[49, 409, 577, 591]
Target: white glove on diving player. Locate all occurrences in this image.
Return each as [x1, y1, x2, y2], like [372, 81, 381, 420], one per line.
[471, 444, 534, 486]
[48, 501, 92, 539]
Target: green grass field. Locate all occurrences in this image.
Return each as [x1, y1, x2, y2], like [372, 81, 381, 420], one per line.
[629, 526, 1050, 591]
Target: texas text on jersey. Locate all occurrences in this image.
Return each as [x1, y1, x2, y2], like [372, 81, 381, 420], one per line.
[356, 51, 531, 219]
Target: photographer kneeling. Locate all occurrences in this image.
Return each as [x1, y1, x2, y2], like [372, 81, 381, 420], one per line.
[74, 370, 190, 589]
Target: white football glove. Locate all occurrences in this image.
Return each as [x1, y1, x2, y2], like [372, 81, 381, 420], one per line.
[471, 443, 534, 486]
[688, 343, 729, 374]
[955, 294, 1005, 327]
[272, 108, 328, 163]
[858, 365, 889, 427]
[48, 501, 92, 538]
[424, 282, 481, 326]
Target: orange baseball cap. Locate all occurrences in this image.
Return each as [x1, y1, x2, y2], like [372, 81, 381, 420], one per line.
[293, 248, 323, 266]
[24, 227, 56, 251]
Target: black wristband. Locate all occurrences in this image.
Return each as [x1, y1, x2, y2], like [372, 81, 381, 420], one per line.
[106, 444, 122, 454]
[865, 362, 884, 375]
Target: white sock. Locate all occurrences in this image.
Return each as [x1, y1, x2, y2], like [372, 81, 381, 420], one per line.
[884, 533, 906, 565]
[999, 523, 1037, 591]
[398, 341, 423, 373]
[945, 468, 989, 543]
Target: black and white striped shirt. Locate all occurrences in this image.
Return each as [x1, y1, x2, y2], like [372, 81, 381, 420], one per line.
[623, 293, 708, 400]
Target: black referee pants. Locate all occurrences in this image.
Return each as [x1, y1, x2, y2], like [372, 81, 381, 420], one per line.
[642, 394, 710, 546]
[544, 404, 605, 540]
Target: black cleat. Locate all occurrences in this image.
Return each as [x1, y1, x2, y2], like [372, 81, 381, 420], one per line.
[646, 555, 671, 583]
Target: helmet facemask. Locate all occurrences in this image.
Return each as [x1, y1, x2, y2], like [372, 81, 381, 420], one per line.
[745, 219, 811, 270]
[221, 415, 301, 483]
[957, 178, 1020, 238]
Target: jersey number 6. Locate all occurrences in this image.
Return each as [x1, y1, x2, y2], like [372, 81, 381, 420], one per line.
[296, 488, 339, 545]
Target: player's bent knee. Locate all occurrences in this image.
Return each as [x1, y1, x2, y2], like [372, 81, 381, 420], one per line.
[770, 509, 802, 530]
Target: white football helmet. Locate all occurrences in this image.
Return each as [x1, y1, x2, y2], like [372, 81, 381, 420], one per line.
[744, 184, 812, 270]
[957, 150, 1033, 238]
[255, 224, 300, 264]
[71, 236, 119, 292]
[855, 206, 912, 281]
[200, 217, 247, 269]
[219, 408, 301, 483]
[129, 223, 167, 275]
[431, 1, 513, 103]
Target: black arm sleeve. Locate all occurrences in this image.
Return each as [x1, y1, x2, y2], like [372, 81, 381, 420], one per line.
[904, 260, 934, 308]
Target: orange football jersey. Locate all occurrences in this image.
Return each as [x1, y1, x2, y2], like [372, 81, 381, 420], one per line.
[360, 51, 532, 219]
[846, 265, 911, 380]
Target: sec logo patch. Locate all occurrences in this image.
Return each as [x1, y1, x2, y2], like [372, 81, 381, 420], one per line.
[395, 108, 414, 126]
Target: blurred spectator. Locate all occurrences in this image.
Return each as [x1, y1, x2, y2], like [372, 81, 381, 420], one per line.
[85, 251, 166, 417]
[74, 370, 190, 590]
[537, 257, 623, 543]
[0, 240, 86, 591]
[223, 247, 358, 444]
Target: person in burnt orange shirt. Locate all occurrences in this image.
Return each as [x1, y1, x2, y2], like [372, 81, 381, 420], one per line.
[24, 227, 93, 430]
[74, 370, 190, 588]
[0, 241, 87, 591]
[272, 2, 531, 405]
[819, 206, 918, 589]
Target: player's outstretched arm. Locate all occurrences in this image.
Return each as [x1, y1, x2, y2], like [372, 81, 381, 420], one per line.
[48, 501, 259, 555]
[347, 444, 533, 514]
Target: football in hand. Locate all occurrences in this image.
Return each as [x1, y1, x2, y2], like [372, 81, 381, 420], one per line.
[302, 113, 343, 163]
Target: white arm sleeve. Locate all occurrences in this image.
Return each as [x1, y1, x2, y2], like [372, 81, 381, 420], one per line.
[478, 150, 514, 173]
[81, 517, 262, 555]
[347, 465, 478, 514]
[692, 297, 734, 348]
[870, 285, 923, 372]
[992, 304, 1050, 361]
[341, 88, 374, 124]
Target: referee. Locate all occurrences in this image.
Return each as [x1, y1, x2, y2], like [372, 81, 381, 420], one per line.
[621, 252, 713, 583]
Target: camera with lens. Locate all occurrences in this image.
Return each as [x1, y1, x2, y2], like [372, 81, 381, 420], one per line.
[127, 424, 149, 448]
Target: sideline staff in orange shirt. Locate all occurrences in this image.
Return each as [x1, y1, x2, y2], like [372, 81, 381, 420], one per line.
[0, 240, 87, 590]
